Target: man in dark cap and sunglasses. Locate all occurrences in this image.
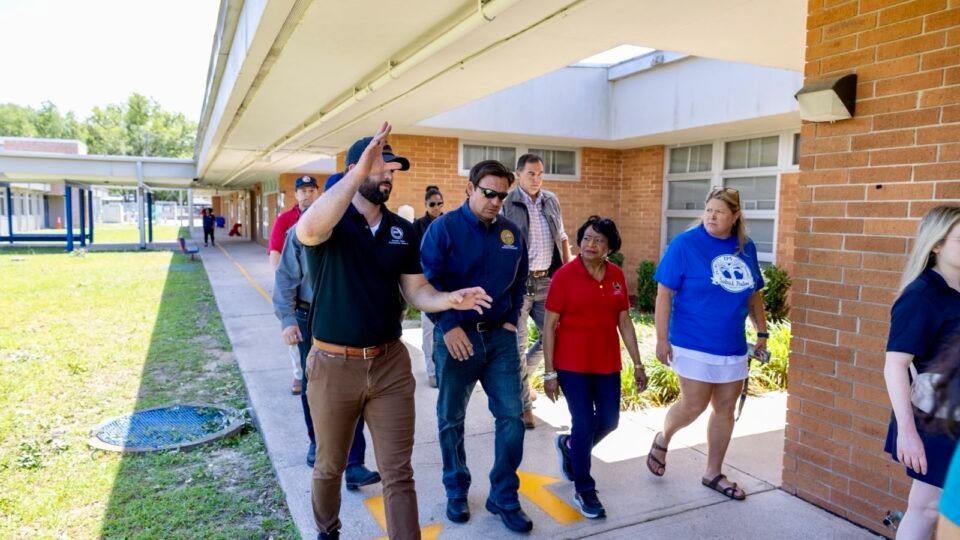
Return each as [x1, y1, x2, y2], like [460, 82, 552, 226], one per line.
[419, 159, 533, 533]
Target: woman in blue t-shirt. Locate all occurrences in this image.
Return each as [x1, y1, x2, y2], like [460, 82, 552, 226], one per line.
[883, 205, 960, 539]
[647, 186, 767, 501]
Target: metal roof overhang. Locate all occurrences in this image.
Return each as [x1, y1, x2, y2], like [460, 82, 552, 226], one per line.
[194, 0, 807, 188]
[0, 151, 197, 189]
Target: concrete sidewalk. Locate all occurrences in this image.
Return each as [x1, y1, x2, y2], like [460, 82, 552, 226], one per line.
[201, 239, 881, 540]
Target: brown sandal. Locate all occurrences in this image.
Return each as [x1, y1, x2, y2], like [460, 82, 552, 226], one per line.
[646, 432, 667, 477]
[701, 474, 746, 500]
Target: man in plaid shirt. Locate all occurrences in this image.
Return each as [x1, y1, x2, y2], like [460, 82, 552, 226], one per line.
[502, 153, 572, 429]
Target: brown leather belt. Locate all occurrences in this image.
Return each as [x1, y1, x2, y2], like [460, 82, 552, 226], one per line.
[312, 338, 395, 359]
[530, 270, 549, 278]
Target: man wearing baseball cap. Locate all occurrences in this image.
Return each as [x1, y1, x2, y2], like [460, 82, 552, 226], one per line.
[269, 175, 321, 396]
[297, 123, 491, 539]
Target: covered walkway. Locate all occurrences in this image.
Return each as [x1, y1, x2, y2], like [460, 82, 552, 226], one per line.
[200, 238, 877, 539]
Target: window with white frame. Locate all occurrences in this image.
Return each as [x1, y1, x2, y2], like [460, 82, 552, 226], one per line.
[664, 133, 795, 265]
[460, 141, 579, 180]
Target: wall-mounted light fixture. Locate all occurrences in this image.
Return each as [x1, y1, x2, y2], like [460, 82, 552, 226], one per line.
[795, 73, 857, 122]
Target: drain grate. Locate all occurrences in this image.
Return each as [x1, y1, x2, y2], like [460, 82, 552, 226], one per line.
[88, 403, 246, 453]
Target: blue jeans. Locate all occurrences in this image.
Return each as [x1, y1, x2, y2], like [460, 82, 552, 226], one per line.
[296, 307, 366, 465]
[557, 369, 621, 494]
[435, 326, 524, 509]
[518, 275, 549, 410]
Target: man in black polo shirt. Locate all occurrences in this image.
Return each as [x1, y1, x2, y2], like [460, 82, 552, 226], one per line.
[296, 122, 492, 540]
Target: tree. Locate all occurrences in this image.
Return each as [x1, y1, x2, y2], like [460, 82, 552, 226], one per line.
[0, 94, 196, 158]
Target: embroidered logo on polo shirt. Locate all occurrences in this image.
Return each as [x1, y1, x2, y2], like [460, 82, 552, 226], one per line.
[500, 230, 515, 245]
[710, 255, 754, 293]
[388, 225, 408, 245]
[612, 281, 623, 295]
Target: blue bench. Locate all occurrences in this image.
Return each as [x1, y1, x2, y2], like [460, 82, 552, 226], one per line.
[178, 237, 200, 260]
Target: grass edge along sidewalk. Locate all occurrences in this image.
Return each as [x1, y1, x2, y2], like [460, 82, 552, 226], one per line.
[0, 247, 297, 539]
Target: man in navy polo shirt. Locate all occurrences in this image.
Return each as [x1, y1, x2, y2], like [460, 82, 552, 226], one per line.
[296, 122, 492, 540]
[420, 159, 533, 533]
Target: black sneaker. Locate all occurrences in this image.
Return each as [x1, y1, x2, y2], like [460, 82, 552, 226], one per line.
[574, 490, 606, 519]
[344, 464, 381, 490]
[555, 434, 574, 482]
[317, 530, 339, 539]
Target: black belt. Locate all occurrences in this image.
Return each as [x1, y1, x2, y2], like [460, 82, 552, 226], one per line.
[296, 300, 311, 310]
[463, 320, 503, 333]
[530, 270, 549, 278]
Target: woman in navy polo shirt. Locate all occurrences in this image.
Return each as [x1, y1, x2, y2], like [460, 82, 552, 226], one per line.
[882, 205, 960, 539]
[647, 187, 767, 501]
[542, 216, 646, 519]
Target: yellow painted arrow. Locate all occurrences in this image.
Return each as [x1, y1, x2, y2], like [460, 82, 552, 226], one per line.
[517, 470, 583, 524]
[364, 495, 443, 540]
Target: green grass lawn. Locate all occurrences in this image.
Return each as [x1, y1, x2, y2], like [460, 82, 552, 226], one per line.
[0, 248, 296, 539]
[27, 223, 190, 244]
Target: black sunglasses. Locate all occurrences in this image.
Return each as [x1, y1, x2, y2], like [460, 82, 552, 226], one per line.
[427, 201, 444, 208]
[478, 187, 509, 200]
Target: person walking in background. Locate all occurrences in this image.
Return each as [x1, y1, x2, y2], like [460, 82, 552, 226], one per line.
[502, 153, 572, 429]
[272, 200, 381, 489]
[648, 186, 767, 501]
[420, 160, 532, 533]
[270, 175, 321, 396]
[883, 205, 960, 540]
[202, 208, 216, 247]
[413, 185, 445, 388]
[542, 216, 646, 519]
[296, 123, 491, 540]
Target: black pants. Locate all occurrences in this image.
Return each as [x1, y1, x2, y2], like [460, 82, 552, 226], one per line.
[203, 227, 215, 245]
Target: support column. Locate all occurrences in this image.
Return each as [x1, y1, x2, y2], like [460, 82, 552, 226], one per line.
[4, 185, 12, 243]
[88, 189, 95, 244]
[65, 186, 74, 253]
[187, 188, 194, 239]
[78, 188, 87, 247]
[147, 192, 154, 244]
[136, 161, 146, 250]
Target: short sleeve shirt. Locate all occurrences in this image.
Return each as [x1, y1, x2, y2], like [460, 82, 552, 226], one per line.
[304, 205, 421, 347]
[654, 224, 765, 356]
[546, 258, 630, 373]
[887, 268, 960, 373]
[269, 206, 301, 253]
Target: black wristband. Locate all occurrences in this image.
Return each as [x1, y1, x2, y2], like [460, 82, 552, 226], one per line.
[757, 332, 769, 338]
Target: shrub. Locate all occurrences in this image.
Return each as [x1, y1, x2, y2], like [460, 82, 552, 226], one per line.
[762, 265, 792, 324]
[607, 252, 624, 268]
[635, 260, 657, 313]
[747, 321, 791, 393]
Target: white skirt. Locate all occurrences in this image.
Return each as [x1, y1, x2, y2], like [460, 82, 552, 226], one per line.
[670, 344, 748, 384]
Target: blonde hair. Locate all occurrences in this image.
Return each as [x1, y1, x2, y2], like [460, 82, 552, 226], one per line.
[699, 187, 748, 254]
[899, 205, 960, 295]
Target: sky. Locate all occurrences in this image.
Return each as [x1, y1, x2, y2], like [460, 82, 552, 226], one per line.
[0, 0, 221, 121]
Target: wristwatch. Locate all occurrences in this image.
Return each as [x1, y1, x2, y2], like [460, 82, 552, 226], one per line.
[757, 331, 769, 338]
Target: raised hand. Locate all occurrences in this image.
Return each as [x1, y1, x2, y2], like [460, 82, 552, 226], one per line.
[354, 121, 392, 178]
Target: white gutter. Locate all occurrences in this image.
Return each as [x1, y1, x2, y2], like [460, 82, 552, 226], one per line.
[221, 0, 525, 186]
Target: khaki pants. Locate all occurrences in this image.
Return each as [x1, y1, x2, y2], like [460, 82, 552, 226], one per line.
[306, 341, 420, 539]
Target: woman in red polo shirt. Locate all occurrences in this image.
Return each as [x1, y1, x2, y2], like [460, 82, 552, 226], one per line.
[542, 215, 647, 520]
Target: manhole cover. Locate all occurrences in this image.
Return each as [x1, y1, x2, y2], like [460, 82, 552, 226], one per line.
[88, 403, 246, 453]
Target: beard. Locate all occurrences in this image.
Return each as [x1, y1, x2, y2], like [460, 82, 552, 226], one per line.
[359, 177, 392, 205]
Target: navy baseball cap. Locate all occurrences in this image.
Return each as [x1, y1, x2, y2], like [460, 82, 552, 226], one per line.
[295, 175, 319, 189]
[345, 137, 410, 171]
[324, 172, 344, 190]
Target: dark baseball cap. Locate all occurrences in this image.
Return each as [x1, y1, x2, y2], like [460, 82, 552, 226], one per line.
[345, 137, 410, 171]
[295, 175, 319, 189]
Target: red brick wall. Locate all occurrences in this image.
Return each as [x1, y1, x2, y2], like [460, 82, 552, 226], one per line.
[777, 171, 801, 275]
[619, 146, 666, 284]
[784, 1, 959, 534]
